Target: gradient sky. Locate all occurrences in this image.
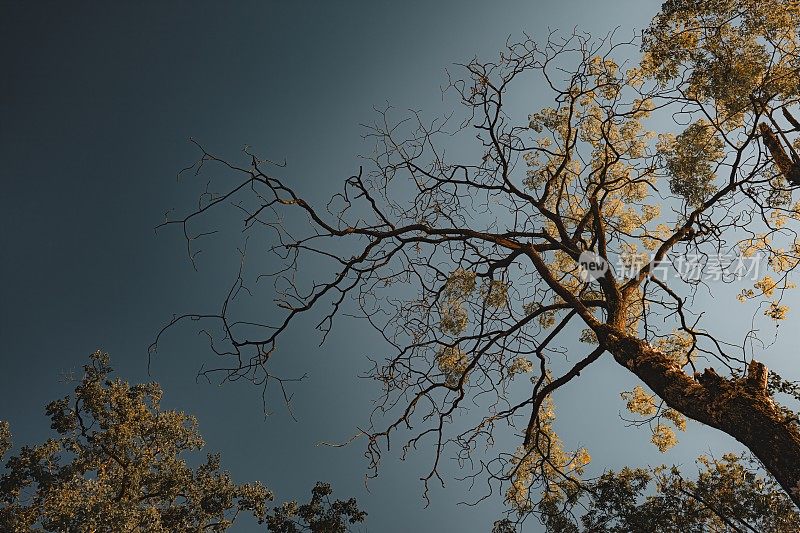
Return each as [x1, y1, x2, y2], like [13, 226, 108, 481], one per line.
[4, 1, 796, 531]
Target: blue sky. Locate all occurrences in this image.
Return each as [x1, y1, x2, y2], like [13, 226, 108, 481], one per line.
[5, 1, 791, 531]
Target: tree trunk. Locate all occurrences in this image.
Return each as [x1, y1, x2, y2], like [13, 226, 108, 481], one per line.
[597, 325, 800, 507]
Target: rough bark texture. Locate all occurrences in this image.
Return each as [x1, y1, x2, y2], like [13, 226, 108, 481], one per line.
[596, 325, 800, 507]
[760, 122, 800, 185]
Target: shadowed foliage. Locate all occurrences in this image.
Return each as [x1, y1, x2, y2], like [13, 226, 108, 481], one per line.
[0, 351, 365, 532]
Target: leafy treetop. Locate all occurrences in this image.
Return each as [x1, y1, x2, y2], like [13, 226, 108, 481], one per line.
[0, 351, 365, 533]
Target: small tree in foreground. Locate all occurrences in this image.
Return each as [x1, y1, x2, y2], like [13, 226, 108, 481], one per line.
[156, 0, 800, 527]
[0, 351, 365, 532]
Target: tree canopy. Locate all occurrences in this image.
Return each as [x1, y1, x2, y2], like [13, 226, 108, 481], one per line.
[514, 453, 799, 532]
[154, 0, 800, 528]
[0, 351, 365, 532]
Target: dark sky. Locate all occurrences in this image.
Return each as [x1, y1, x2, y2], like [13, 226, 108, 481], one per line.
[3, 1, 785, 531]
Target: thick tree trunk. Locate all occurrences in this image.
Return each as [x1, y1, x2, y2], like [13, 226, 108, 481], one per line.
[597, 325, 800, 507]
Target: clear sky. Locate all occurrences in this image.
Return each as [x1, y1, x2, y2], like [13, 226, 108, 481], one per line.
[4, 1, 792, 531]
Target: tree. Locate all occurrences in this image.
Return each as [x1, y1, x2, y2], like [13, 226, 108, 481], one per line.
[156, 0, 800, 524]
[0, 351, 365, 532]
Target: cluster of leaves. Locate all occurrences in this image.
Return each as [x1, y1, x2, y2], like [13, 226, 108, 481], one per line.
[660, 119, 724, 207]
[506, 395, 591, 513]
[620, 385, 687, 453]
[495, 454, 800, 532]
[644, 0, 800, 125]
[0, 351, 365, 532]
[265, 482, 365, 533]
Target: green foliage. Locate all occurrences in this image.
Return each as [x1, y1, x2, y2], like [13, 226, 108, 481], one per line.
[0, 351, 365, 532]
[643, 0, 800, 125]
[526, 454, 799, 532]
[265, 482, 366, 533]
[661, 119, 724, 207]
